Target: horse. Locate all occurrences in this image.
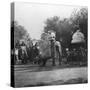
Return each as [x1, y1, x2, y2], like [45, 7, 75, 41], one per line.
[13, 47, 21, 64]
[14, 48, 19, 61]
[30, 42, 41, 64]
[18, 45, 28, 64]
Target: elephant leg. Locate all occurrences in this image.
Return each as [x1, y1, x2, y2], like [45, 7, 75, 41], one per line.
[59, 55, 62, 65]
[57, 50, 62, 65]
[52, 56, 55, 66]
[51, 47, 56, 66]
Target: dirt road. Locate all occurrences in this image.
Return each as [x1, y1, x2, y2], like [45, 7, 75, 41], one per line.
[14, 66, 87, 87]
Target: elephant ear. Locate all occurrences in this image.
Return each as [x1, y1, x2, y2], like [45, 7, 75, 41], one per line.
[39, 40, 51, 58]
[55, 41, 61, 47]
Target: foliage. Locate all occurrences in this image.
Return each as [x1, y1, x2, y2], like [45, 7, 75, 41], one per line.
[38, 39, 51, 58]
[42, 8, 88, 48]
[11, 21, 32, 48]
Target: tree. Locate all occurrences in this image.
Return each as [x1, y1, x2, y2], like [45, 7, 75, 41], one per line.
[43, 16, 73, 48]
[42, 8, 88, 48]
[44, 16, 59, 33]
[11, 21, 32, 47]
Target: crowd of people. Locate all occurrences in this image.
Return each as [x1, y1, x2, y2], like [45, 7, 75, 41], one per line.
[11, 40, 39, 64]
[11, 29, 87, 66]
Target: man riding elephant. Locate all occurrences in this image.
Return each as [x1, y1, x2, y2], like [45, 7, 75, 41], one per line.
[38, 30, 62, 66]
[48, 30, 62, 66]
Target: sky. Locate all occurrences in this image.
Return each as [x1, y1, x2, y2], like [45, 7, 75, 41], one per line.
[15, 2, 83, 40]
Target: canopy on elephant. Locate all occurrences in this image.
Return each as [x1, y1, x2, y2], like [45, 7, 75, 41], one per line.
[71, 30, 85, 44]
